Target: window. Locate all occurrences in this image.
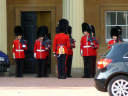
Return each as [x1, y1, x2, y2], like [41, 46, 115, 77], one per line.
[123, 52, 128, 58]
[106, 11, 128, 42]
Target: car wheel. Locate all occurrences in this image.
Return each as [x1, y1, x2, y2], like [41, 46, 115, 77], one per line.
[108, 75, 128, 96]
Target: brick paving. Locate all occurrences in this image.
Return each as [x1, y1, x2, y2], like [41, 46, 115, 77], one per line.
[0, 76, 108, 96]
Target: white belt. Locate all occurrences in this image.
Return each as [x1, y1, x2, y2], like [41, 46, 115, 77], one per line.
[83, 46, 91, 48]
[37, 49, 45, 52]
[15, 49, 24, 52]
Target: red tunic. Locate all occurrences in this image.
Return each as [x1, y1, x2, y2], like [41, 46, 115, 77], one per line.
[53, 33, 70, 54]
[92, 38, 99, 56]
[46, 50, 49, 56]
[68, 40, 75, 55]
[34, 39, 46, 59]
[13, 39, 27, 59]
[108, 40, 117, 49]
[80, 36, 96, 56]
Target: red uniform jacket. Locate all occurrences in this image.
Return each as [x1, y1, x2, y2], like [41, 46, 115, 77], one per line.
[34, 39, 46, 59]
[108, 40, 121, 49]
[13, 39, 27, 59]
[53, 33, 70, 54]
[80, 36, 97, 56]
[92, 38, 99, 56]
[68, 40, 75, 55]
[46, 50, 49, 56]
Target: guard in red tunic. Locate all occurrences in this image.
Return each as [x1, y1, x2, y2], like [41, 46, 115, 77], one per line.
[53, 19, 70, 79]
[41, 26, 51, 77]
[34, 26, 47, 77]
[66, 26, 76, 78]
[90, 25, 99, 77]
[13, 26, 27, 77]
[108, 27, 122, 49]
[80, 23, 97, 78]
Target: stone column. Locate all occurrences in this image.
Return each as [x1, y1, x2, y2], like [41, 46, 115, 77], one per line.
[63, 0, 84, 76]
[0, 0, 7, 54]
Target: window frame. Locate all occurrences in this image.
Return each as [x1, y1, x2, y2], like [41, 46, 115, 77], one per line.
[106, 11, 128, 42]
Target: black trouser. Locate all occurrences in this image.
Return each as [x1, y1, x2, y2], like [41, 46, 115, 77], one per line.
[15, 59, 24, 77]
[36, 59, 46, 77]
[92, 56, 97, 77]
[66, 55, 73, 76]
[46, 56, 51, 74]
[57, 54, 66, 77]
[83, 56, 93, 77]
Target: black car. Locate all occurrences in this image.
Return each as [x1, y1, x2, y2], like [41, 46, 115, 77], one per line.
[0, 50, 10, 72]
[94, 42, 128, 96]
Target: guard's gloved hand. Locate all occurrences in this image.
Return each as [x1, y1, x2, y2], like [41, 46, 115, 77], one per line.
[53, 53, 57, 57]
[80, 50, 83, 56]
[34, 53, 36, 58]
[22, 44, 26, 48]
[13, 53, 15, 59]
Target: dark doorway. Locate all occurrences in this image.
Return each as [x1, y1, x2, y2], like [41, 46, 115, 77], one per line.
[21, 11, 51, 74]
[21, 12, 37, 73]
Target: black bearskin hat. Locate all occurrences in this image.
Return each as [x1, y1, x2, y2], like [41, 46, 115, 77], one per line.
[58, 19, 69, 33]
[90, 25, 95, 36]
[14, 26, 23, 36]
[68, 26, 72, 35]
[56, 26, 60, 34]
[115, 26, 122, 35]
[41, 26, 48, 36]
[110, 27, 119, 38]
[82, 23, 91, 34]
[37, 26, 45, 37]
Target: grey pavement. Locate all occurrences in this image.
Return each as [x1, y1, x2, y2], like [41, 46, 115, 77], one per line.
[0, 76, 109, 96]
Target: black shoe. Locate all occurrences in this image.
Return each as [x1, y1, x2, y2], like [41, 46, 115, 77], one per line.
[68, 75, 72, 78]
[58, 76, 62, 79]
[36, 75, 42, 78]
[81, 76, 88, 78]
[66, 75, 72, 78]
[45, 74, 49, 77]
[61, 76, 66, 79]
[88, 75, 93, 78]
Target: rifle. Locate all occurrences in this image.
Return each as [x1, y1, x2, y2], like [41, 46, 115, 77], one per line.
[70, 37, 76, 48]
[19, 39, 27, 48]
[42, 37, 52, 50]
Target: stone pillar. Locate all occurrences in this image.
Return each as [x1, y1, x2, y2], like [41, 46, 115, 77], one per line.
[63, 0, 84, 76]
[0, 0, 7, 54]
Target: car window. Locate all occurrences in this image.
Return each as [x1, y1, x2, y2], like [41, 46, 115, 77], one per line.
[103, 44, 128, 61]
[123, 52, 128, 58]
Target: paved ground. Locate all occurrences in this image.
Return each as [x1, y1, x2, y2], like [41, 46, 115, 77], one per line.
[0, 76, 109, 96]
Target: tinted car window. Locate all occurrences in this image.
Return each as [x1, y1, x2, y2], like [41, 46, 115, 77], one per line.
[103, 43, 128, 61]
[124, 52, 128, 57]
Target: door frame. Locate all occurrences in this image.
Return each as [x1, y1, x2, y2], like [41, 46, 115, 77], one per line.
[15, 5, 56, 74]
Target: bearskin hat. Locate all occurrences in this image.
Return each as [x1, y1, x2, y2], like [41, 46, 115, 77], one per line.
[82, 22, 91, 34]
[37, 26, 45, 37]
[68, 26, 72, 35]
[58, 19, 69, 33]
[14, 26, 23, 36]
[41, 26, 48, 36]
[56, 26, 60, 34]
[115, 26, 122, 35]
[110, 27, 119, 38]
[90, 25, 95, 36]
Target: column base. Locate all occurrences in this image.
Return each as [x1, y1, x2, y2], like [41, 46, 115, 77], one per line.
[71, 68, 84, 77]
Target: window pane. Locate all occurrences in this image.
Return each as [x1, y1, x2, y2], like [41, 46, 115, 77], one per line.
[127, 12, 128, 25]
[117, 12, 126, 25]
[121, 26, 126, 39]
[106, 12, 116, 25]
[106, 26, 115, 39]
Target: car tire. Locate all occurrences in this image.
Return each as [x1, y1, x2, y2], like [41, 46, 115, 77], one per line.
[108, 75, 128, 96]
